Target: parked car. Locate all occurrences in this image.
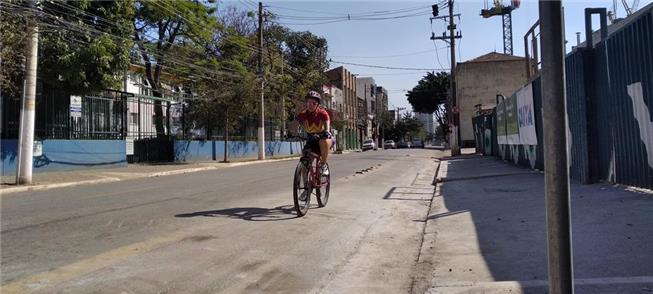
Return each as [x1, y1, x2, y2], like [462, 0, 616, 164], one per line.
[411, 139, 425, 148]
[362, 139, 377, 151]
[383, 140, 396, 149]
[397, 141, 411, 149]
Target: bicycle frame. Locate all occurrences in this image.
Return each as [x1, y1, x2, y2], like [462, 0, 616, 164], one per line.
[302, 151, 326, 188]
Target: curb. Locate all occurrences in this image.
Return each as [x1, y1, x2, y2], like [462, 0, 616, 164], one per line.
[1, 177, 121, 195]
[1, 156, 301, 195]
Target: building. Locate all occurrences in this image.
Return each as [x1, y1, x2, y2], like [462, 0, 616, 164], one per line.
[414, 112, 436, 142]
[356, 77, 376, 145]
[456, 52, 528, 147]
[374, 86, 389, 145]
[322, 84, 344, 112]
[326, 66, 358, 150]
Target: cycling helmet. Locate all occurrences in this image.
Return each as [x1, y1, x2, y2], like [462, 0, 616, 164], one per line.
[304, 90, 322, 104]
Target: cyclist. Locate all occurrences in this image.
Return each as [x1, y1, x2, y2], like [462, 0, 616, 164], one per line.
[293, 90, 332, 175]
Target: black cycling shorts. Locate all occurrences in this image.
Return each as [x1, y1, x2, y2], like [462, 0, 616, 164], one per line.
[303, 131, 332, 154]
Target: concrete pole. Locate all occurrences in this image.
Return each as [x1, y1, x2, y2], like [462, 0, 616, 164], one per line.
[16, 3, 39, 185]
[257, 1, 266, 160]
[539, 1, 574, 293]
[449, 0, 461, 156]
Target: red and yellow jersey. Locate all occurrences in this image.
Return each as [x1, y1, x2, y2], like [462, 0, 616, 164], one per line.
[297, 107, 330, 133]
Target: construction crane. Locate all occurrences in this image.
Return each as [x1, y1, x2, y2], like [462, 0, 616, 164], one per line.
[610, 0, 640, 22]
[481, 0, 520, 55]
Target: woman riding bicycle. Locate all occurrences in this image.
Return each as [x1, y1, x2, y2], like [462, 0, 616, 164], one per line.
[293, 90, 332, 175]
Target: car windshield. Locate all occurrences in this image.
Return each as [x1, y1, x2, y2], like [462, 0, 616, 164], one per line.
[364, 140, 373, 144]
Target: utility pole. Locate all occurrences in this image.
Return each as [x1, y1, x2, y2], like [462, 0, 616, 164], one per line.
[257, 1, 265, 160]
[16, 0, 39, 185]
[448, 0, 460, 156]
[539, 1, 574, 293]
[431, 1, 462, 155]
[280, 51, 286, 138]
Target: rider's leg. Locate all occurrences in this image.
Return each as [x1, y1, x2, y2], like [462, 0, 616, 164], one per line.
[319, 138, 332, 164]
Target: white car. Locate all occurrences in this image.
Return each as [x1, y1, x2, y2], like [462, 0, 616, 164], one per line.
[362, 139, 377, 151]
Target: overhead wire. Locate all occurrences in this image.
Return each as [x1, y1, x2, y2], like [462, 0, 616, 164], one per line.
[330, 49, 437, 59]
[329, 60, 448, 71]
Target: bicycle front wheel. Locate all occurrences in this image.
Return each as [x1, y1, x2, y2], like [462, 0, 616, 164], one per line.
[293, 162, 311, 217]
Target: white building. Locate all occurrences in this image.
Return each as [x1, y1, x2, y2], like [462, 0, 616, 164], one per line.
[356, 77, 376, 140]
[414, 112, 436, 140]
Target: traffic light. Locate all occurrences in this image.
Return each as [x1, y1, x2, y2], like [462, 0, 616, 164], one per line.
[432, 4, 439, 17]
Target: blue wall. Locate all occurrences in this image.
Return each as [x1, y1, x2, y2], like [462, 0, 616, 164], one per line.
[174, 140, 304, 162]
[1, 139, 127, 176]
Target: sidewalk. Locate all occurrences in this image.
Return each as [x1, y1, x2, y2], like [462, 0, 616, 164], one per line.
[0, 154, 301, 195]
[413, 154, 653, 294]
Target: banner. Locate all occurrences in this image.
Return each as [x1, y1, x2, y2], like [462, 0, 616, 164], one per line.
[505, 94, 520, 144]
[497, 98, 507, 144]
[516, 84, 537, 145]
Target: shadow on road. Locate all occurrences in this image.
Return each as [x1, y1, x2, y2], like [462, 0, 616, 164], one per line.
[175, 205, 300, 221]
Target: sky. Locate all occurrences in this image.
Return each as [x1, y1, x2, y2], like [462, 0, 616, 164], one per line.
[226, 0, 652, 116]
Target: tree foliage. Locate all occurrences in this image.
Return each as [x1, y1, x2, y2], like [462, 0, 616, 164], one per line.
[406, 71, 449, 114]
[0, 0, 134, 95]
[133, 0, 218, 136]
[385, 114, 424, 142]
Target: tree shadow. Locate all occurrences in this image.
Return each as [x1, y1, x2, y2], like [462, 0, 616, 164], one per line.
[175, 205, 304, 221]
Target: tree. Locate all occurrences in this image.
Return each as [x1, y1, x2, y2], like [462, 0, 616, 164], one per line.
[385, 114, 424, 143]
[0, 0, 29, 95]
[133, 0, 217, 137]
[406, 71, 450, 139]
[406, 71, 449, 113]
[1, 0, 134, 95]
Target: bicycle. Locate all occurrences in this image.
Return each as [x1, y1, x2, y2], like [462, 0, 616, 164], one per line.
[292, 134, 330, 217]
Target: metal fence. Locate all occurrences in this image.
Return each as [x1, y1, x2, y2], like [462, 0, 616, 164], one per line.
[473, 3, 653, 189]
[1, 89, 129, 140]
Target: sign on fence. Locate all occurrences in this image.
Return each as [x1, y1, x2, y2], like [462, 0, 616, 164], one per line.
[516, 84, 537, 145]
[505, 94, 520, 144]
[497, 98, 507, 144]
[126, 138, 134, 156]
[70, 95, 82, 118]
[33, 141, 43, 157]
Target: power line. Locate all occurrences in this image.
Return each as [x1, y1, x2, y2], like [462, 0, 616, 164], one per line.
[330, 49, 438, 59]
[265, 4, 431, 18]
[329, 60, 448, 71]
[271, 11, 432, 25]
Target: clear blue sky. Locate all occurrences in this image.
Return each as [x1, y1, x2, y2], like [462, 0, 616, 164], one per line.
[226, 0, 651, 115]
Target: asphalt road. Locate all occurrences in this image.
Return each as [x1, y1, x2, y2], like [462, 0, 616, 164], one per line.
[1, 148, 443, 293]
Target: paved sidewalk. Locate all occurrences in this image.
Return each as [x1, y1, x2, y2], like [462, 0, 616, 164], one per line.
[0, 154, 301, 194]
[413, 154, 653, 294]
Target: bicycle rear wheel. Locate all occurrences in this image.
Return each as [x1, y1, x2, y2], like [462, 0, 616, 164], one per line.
[316, 163, 330, 207]
[293, 162, 311, 216]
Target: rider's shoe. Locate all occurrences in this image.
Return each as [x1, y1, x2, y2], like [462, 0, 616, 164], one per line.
[320, 163, 329, 176]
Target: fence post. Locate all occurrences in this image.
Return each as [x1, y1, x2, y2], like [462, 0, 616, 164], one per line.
[181, 103, 186, 140]
[166, 100, 171, 137]
[137, 96, 141, 140]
